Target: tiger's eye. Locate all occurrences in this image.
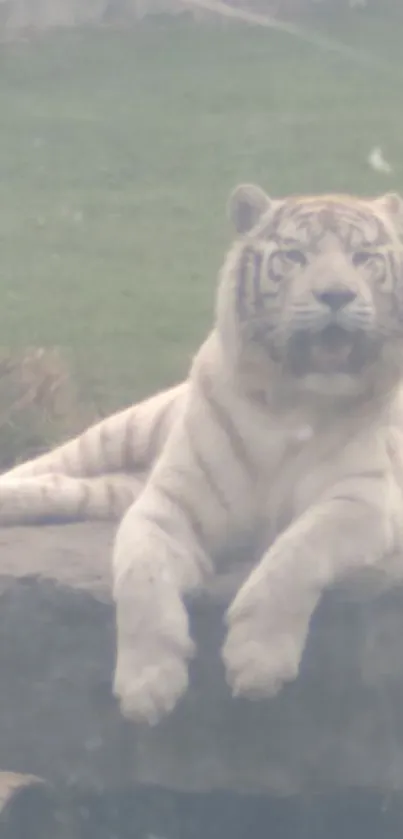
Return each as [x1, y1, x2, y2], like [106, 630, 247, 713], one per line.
[352, 251, 374, 267]
[283, 249, 307, 266]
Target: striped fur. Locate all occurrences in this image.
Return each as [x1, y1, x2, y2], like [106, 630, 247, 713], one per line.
[4, 183, 403, 726]
[0, 384, 187, 523]
[112, 184, 403, 724]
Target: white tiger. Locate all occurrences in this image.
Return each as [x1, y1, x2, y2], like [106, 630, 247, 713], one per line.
[2, 183, 403, 729]
[111, 183, 403, 725]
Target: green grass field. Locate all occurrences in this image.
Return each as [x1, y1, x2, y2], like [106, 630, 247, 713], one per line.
[0, 12, 403, 418]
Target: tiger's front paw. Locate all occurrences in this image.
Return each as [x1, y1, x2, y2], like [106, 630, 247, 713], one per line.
[114, 648, 192, 726]
[113, 591, 195, 726]
[222, 585, 308, 700]
[222, 619, 302, 700]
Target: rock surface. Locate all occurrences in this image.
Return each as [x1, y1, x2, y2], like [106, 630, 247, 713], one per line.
[1, 522, 403, 795]
[0, 771, 67, 837]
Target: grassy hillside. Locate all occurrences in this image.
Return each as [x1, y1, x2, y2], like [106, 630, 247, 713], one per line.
[0, 14, 402, 421]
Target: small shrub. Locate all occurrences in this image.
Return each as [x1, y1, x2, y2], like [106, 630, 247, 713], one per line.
[0, 348, 98, 471]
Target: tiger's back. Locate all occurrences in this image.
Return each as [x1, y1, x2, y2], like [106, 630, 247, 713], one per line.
[0, 383, 188, 524]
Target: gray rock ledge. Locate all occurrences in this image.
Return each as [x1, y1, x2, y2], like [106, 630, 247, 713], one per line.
[1, 522, 403, 796]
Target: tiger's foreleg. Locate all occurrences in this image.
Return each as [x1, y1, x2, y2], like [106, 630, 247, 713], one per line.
[110, 381, 249, 725]
[222, 474, 397, 700]
[112, 472, 214, 724]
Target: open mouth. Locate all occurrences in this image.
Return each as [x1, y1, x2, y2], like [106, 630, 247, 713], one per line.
[310, 324, 355, 372]
[289, 324, 363, 376]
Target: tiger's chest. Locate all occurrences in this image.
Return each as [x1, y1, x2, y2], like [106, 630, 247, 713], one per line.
[252, 421, 319, 539]
[251, 413, 381, 542]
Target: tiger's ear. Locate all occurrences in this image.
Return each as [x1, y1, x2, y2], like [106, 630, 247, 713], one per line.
[376, 192, 403, 235]
[227, 183, 271, 235]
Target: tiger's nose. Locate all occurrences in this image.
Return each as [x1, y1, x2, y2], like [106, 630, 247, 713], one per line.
[315, 287, 357, 311]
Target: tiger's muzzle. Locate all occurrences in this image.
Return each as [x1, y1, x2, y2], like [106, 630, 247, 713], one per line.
[285, 316, 380, 378]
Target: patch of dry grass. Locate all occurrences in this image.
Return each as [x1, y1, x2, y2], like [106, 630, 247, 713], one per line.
[0, 348, 98, 469]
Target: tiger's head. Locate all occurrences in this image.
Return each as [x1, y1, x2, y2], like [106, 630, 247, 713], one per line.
[216, 183, 403, 402]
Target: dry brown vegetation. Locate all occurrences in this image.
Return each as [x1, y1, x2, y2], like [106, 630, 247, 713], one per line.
[0, 348, 98, 470]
